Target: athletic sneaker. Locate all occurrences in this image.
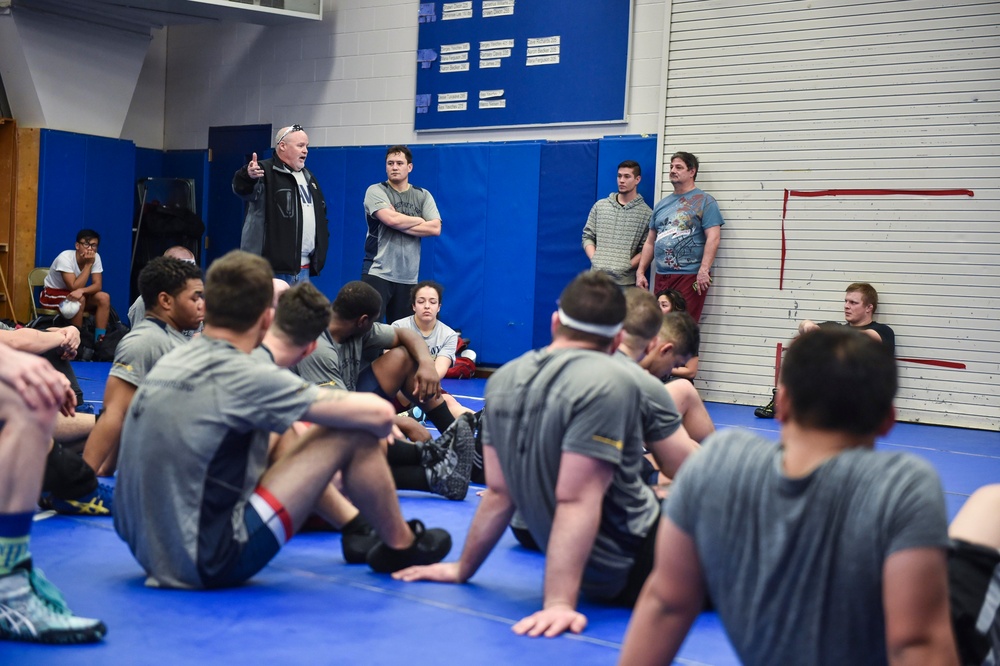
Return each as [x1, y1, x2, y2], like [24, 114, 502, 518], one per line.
[42, 482, 114, 516]
[0, 560, 106, 644]
[341, 521, 381, 565]
[421, 413, 475, 500]
[366, 519, 452, 573]
[754, 388, 777, 419]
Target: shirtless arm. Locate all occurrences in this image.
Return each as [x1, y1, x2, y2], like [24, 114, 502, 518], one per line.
[645, 425, 700, 478]
[303, 388, 396, 439]
[512, 451, 614, 638]
[618, 517, 706, 665]
[82, 376, 137, 476]
[883, 547, 958, 666]
[636, 229, 656, 290]
[389, 327, 441, 402]
[0, 328, 67, 355]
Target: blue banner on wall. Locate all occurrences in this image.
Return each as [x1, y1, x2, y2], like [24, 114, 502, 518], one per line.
[415, 0, 631, 131]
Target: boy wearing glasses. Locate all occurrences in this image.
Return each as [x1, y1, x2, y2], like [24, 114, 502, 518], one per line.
[41, 228, 111, 342]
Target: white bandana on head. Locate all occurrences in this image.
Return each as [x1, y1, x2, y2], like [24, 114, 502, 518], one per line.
[557, 308, 623, 338]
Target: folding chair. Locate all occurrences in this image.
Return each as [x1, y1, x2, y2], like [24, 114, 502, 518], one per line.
[28, 267, 59, 320]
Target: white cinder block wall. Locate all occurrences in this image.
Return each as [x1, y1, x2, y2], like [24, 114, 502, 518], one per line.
[134, 0, 667, 150]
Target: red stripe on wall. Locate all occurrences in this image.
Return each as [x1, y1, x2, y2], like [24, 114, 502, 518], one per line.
[778, 188, 975, 289]
[897, 357, 967, 370]
[788, 189, 974, 198]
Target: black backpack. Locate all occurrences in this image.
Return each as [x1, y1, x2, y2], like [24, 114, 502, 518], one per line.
[79, 307, 130, 362]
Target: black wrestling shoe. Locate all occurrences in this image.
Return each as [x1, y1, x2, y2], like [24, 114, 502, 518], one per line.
[366, 519, 452, 573]
[341, 517, 381, 564]
[754, 388, 777, 419]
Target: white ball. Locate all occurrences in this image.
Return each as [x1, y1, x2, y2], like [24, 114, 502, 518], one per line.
[59, 299, 81, 319]
[460, 349, 477, 363]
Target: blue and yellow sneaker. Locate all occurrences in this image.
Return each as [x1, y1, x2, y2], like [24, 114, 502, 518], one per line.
[41, 483, 113, 516]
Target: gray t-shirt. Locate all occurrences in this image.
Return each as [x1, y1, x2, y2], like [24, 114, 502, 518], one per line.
[485, 348, 663, 599]
[292, 322, 396, 390]
[613, 350, 683, 443]
[114, 335, 319, 589]
[109, 317, 189, 387]
[667, 430, 949, 666]
[363, 183, 440, 284]
[128, 297, 201, 338]
[391, 316, 458, 363]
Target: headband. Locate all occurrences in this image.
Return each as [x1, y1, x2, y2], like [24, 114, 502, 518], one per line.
[558, 308, 623, 338]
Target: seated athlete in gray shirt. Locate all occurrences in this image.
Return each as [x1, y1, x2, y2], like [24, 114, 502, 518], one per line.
[393, 272, 699, 639]
[114, 251, 452, 589]
[293, 280, 458, 435]
[621, 327, 955, 665]
[82, 257, 204, 480]
[40, 257, 204, 518]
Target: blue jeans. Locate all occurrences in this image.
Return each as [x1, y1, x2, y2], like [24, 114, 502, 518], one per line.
[274, 266, 310, 285]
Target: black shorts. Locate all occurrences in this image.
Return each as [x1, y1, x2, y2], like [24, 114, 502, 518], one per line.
[949, 538, 1000, 665]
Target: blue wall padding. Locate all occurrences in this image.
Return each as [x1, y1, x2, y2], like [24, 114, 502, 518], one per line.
[532, 141, 599, 349]
[34, 130, 655, 366]
[482, 142, 542, 364]
[409, 144, 441, 283]
[338, 146, 399, 286]
[37, 130, 135, 321]
[596, 135, 657, 207]
[300, 146, 347, 299]
[426, 143, 491, 358]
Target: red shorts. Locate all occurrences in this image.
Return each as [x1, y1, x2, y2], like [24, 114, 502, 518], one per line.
[39, 287, 71, 308]
[653, 273, 709, 323]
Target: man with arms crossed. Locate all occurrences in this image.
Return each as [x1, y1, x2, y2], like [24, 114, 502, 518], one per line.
[620, 327, 957, 665]
[394, 272, 698, 638]
[582, 160, 651, 286]
[114, 251, 451, 589]
[636, 152, 724, 323]
[362, 145, 442, 323]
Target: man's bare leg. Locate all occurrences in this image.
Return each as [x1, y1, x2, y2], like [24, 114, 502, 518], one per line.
[373, 348, 454, 431]
[90, 292, 111, 333]
[259, 425, 413, 549]
[0, 366, 106, 643]
[54, 413, 95, 446]
[268, 427, 360, 530]
[950, 484, 1000, 549]
[0, 382, 53, 512]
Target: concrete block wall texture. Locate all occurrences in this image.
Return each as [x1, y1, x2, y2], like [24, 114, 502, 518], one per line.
[137, 0, 666, 151]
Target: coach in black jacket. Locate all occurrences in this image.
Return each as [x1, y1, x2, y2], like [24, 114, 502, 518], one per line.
[232, 125, 330, 282]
